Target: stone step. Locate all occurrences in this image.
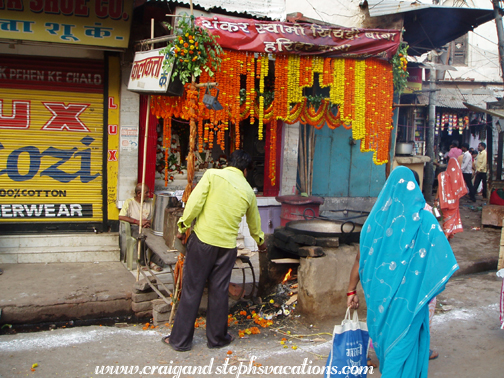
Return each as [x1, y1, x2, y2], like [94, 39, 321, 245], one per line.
[0, 245, 120, 254]
[0, 233, 119, 248]
[0, 233, 120, 264]
[1, 251, 120, 264]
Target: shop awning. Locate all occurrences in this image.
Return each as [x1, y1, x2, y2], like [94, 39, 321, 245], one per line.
[463, 102, 504, 119]
[365, 0, 495, 56]
[417, 87, 498, 109]
[136, 0, 286, 21]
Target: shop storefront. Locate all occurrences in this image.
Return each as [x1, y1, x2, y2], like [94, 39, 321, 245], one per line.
[0, 0, 132, 234]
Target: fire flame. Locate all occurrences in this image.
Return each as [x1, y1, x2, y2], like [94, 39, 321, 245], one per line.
[282, 268, 293, 284]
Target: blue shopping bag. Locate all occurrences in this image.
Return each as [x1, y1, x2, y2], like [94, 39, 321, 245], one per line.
[325, 308, 370, 378]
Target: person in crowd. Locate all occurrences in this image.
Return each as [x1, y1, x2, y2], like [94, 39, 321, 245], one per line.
[445, 140, 462, 160]
[119, 184, 163, 272]
[435, 158, 467, 239]
[473, 142, 488, 199]
[471, 150, 478, 169]
[461, 143, 476, 202]
[347, 166, 458, 377]
[163, 150, 266, 351]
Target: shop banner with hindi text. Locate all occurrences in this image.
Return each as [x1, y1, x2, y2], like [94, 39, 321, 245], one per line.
[196, 16, 401, 60]
[0, 0, 132, 48]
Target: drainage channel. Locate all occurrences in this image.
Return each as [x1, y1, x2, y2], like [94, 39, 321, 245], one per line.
[0, 314, 150, 335]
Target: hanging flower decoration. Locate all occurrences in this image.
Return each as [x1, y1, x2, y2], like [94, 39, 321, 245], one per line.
[152, 49, 396, 187]
[161, 15, 223, 84]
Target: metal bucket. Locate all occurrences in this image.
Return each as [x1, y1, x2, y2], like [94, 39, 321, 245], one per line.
[152, 191, 178, 236]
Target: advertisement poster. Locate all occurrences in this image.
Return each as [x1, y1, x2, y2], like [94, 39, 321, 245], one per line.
[0, 55, 104, 224]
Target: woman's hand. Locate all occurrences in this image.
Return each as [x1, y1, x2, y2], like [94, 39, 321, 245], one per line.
[347, 293, 359, 309]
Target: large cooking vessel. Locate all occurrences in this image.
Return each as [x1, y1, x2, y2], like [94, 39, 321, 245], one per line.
[286, 219, 362, 244]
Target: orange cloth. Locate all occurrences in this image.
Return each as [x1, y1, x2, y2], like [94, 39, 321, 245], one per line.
[438, 158, 467, 238]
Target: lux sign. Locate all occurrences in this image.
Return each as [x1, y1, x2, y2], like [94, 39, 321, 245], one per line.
[0, 100, 90, 131]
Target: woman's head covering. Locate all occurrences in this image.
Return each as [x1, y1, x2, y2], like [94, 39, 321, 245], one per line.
[359, 166, 458, 377]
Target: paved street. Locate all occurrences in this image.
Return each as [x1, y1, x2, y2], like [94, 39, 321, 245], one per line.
[1, 271, 502, 378]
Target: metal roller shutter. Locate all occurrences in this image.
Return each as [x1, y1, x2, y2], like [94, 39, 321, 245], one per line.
[0, 55, 105, 231]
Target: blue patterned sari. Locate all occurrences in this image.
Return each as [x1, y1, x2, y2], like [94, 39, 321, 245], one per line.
[359, 167, 458, 378]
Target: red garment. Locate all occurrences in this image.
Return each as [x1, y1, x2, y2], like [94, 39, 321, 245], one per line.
[438, 158, 467, 237]
[490, 190, 504, 206]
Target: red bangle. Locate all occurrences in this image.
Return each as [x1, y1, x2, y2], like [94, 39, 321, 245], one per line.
[347, 290, 357, 296]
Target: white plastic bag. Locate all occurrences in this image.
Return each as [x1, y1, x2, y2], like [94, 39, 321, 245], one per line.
[325, 308, 371, 377]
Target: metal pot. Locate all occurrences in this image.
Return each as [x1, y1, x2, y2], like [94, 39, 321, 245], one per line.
[285, 219, 362, 244]
[396, 142, 414, 155]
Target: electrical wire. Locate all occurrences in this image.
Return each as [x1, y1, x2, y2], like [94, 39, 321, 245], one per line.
[471, 31, 498, 46]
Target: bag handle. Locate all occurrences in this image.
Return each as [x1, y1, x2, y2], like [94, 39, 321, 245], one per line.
[343, 307, 360, 323]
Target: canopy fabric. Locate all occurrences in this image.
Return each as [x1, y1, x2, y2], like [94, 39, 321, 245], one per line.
[365, 1, 495, 56]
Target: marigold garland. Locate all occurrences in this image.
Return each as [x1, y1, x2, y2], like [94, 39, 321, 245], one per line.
[151, 49, 396, 186]
[268, 119, 277, 186]
[353, 60, 366, 141]
[287, 55, 303, 103]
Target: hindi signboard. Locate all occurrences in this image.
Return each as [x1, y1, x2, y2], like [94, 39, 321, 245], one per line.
[128, 48, 182, 95]
[0, 0, 132, 49]
[196, 16, 401, 60]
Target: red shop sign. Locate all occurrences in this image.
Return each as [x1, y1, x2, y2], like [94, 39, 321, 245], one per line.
[196, 16, 401, 60]
[0, 55, 104, 94]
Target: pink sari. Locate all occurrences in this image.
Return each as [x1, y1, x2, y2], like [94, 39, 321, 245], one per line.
[438, 158, 467, 238]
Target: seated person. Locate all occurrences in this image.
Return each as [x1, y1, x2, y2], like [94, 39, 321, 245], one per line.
[119, 183, 163, 272]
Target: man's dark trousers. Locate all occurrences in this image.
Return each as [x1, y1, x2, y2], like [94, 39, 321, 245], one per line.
[463, 173, 476, 201]
[169, 233, 237, 351]
[474, 172, 487, 198]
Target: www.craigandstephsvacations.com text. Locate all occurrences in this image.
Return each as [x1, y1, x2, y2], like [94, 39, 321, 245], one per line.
[95, 357, 374, 377]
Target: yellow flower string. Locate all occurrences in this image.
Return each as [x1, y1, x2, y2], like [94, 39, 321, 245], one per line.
[287, 55, 302, 103]
[353, 60, 366, 140]
[330, 59, 345, 106]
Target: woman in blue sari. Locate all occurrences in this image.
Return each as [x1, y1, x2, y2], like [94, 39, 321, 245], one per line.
[347, 167, 458, 377]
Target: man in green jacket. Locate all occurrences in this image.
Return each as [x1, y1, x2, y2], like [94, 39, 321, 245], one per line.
[163, 150, 266, 351]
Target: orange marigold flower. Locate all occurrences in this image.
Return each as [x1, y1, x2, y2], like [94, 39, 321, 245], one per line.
[184, 43, 189, 48]
[227, 350, 233, 355]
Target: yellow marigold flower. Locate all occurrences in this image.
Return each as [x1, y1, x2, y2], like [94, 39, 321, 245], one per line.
[269, 299, 274, 304]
